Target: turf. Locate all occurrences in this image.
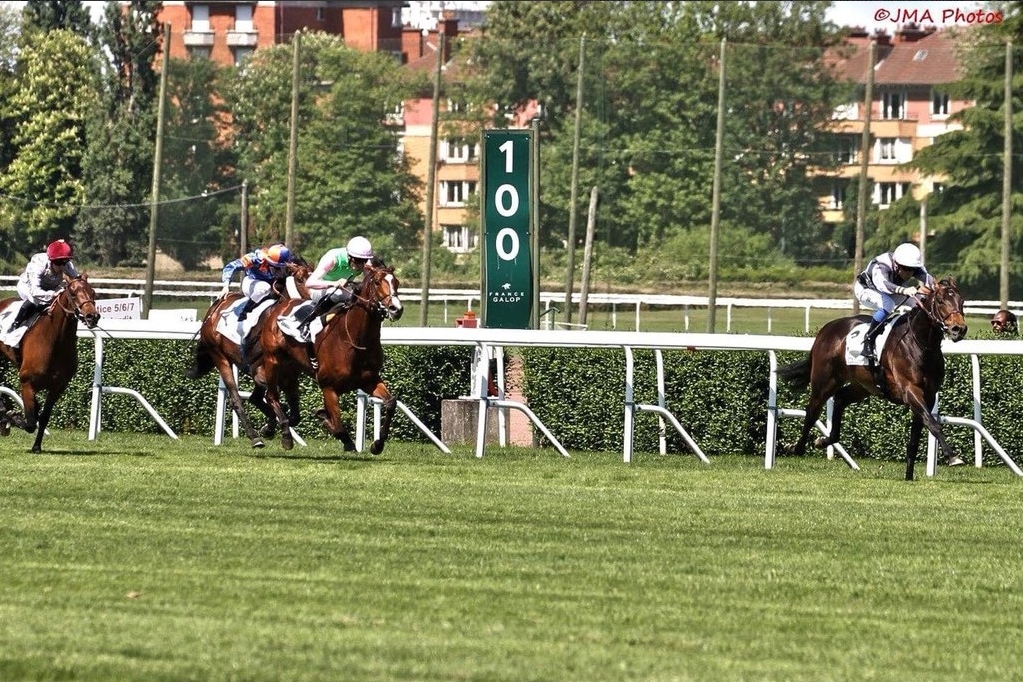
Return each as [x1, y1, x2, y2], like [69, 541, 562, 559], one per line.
[0, 431, 1019, 681]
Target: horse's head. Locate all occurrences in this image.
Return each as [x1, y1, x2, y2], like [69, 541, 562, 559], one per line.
[360, 260, 403, 322]
[274, 257, 313, 300]
[922, 276, 967, 342]
[65, 274, 101, 329]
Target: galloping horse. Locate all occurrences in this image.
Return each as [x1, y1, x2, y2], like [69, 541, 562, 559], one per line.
[185, 259, 312, 448]
[259, 260, 403, 452]
[778, 277, 968, 481]
[0, 275, 101, 452]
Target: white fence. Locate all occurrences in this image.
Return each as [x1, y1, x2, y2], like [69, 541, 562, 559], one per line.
[2, 276, 1018, 333]
[69, 319, 1023, 478]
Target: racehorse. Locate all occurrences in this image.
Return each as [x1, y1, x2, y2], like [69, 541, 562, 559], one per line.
[778, 277, 968, 481]
[259, 259, 403, 452]
[185, 258, 312, 448]
[0, 275, 101, 452]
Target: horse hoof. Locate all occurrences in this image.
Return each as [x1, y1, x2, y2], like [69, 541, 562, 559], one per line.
[31, 445, 41, 454]
[813, 436, 830, 448]
[282, 438, 294, 451]
[251, 439, 265, 449]
[260, 424, 275, 438]
[370, 441, 384, 455]
[946, 456, 966, 467]
[0, 421, 9, 437]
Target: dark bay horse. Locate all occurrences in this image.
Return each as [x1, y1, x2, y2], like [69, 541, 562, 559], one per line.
[778, 277, 968, 481]
[0, 276, 101, 452]
[259, 260, 404, 452]
[185, 259, 311, 448]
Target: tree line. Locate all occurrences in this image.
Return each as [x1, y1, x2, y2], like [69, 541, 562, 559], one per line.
[0, 1, 1019, 298]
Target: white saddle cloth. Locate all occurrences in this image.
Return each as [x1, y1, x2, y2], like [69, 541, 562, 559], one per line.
[0, 301, 34, 348]
[215, 298, 326, 346]
[844, 314, 902, 366]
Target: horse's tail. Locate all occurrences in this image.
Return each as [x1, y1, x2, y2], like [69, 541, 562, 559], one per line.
[185, 339, 215, 379]
[777, 356, 811, 391]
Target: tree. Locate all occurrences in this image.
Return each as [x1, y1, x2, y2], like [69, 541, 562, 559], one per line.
[0, 29, 100, 259]
[21, 0, 93, 38]
[463, 1, 847, 263]
[225, 31, 424, 260]
[76, 1, 162, 267]
[895, 2, 1023, 298]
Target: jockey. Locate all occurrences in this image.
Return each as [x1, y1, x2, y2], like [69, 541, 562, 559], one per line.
[11, 239, 80, 331]
[221, 242, 292, 321]
[990, 309, 1018, 336]
[298, 236, 374, 334]
[853, 242, 936, 363]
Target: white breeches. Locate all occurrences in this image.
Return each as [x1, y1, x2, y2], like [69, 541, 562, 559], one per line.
[242, 278, 273, 303]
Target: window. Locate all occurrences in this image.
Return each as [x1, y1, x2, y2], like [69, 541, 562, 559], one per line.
[831, 181, 846, 209]
[191, 4, 210, 31]
[837, 136, 857, 164]
[235, 4, 253, 31]
[188, 46, 212, 60]
[391, 8, 402, 27]
[881, 91, 904, 120]
[233, 47, 254, 66]
[441, 139, 478, 163]
[443, 225, 476, 252]
[877, 182, 911, 207]
[317, 7, 325, 22]
[440, 181, 477, 206]
[931, 90, 950, 116]
[878, 138, 896, 163]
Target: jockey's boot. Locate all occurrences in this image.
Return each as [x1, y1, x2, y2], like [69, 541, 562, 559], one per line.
[297, 296, 331, 335]
[861, 318, 885, 363]
[236, 297, 259, 322]
[9, 301, 42, 330]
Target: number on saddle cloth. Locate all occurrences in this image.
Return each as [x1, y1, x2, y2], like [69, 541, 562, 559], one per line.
[846, 314, 902, 365]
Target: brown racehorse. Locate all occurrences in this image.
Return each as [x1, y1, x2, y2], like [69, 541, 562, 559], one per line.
[259, 260, 403, 452]
[185, 259, 311, 448]
[778, 277, 968, 481]
[0, 275, 101, 452]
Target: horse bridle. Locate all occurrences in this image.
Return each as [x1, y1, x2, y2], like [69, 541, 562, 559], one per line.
[349, 270, 397, 320]
[55, 279, 96, 323]
[905, 285, 959, 346]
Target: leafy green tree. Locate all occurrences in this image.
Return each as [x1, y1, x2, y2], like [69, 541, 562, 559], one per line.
[0, 29, 100, 260]
[76, 1, 162, 267]
[0, 3, 20, 182]
[154, 56, 231, 270]
[21, 0, 93, 38]
[462, 1, 847, 265]
[895, 2, 1023, 298]
[225, 31, 424, 260]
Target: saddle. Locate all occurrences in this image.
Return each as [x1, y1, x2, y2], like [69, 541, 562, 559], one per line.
[0, 301, 40, 348]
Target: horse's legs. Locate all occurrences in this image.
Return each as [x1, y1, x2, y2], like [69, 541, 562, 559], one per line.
[12, 383, 39, 433]
[813, 384, 869, 449]
[216, 362, 264, 448]
[906, 416, 924, 481]
[30, 390, 60, 453]
[0, 398, 10, 436]
[261, 384, 294, 450]
[316, 386, 356, 451]
[365, 380, 396, 455]
[248, 385, 277, 439]
[904, 388, 964, 478]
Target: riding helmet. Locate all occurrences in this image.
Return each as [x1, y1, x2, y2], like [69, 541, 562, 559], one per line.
[892, 243, 923, 269]
[264, 243, 292, 266]
[46, 239, 73, 261]
[346, 236, 374, 260]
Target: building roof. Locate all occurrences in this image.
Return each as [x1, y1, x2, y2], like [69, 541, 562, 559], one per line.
[830, 25, 964, 86]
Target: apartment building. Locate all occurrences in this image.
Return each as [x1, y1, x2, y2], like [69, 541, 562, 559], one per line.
[155, 0, 408, 65]
[819, 24, 971, 223]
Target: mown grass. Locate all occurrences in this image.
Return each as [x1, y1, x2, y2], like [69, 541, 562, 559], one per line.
[0, 431, 1019, 682]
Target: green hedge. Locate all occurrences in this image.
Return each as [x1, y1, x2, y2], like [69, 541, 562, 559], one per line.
[2, 335, 1019, 469]
[520, 342, 1023, 468]
[1, 339, 473, 444]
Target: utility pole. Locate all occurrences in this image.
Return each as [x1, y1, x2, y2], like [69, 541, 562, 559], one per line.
[285, 29, 301, 248]
[564, 33, 585, 324]
[143, 21, 170, 319]
[853, 40, 876, 316]
[578, 186, 598, 327]
[420, 31, 444, 326]
[240, 179, 249, 257]
[999, 41, 1013, 308]
[707, 38, 726, 333]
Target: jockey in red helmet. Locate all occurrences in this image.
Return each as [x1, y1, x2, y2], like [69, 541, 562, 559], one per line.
[10, 240, 80, 331]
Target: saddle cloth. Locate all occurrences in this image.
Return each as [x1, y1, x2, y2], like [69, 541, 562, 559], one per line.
[844, 314, 903, 366]
[0, 301, 35, 348]
[215, 298, 326, 346]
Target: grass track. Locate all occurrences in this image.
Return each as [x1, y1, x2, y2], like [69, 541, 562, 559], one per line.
[0, 431, 1020, 681]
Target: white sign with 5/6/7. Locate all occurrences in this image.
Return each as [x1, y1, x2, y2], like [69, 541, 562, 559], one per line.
[96, 297, 141, 320]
